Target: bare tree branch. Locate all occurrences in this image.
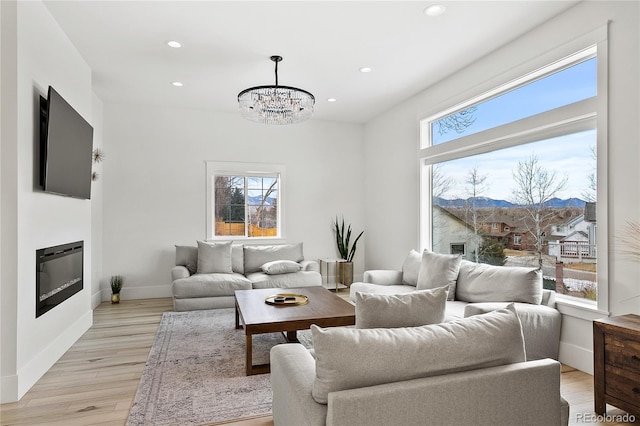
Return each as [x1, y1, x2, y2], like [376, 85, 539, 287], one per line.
[511, 153, 568, 270]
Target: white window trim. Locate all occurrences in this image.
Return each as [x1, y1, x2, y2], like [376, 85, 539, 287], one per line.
[205, 161, 286, 242]
[419, 28, 609, 319]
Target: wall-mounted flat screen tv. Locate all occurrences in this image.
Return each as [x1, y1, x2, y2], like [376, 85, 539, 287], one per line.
[40, 86, 93, 199]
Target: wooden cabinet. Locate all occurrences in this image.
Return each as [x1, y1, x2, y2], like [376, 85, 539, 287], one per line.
[593, 314, 640, 417]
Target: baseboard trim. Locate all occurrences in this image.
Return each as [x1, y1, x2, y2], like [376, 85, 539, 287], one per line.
[1, 374, 19, 404]
[559, 341, 593, 375]
[3, 310, 93, 403]
[100, 285, 172, 302]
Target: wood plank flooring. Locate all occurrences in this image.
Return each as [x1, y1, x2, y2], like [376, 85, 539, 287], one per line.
[0, 297, 635, 425]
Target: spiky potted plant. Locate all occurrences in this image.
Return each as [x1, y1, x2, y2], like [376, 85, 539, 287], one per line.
[110, 275, 123, 304]
[333, 216, 364, 287]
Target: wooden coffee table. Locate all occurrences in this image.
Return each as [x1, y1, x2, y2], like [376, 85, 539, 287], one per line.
[234, 286, 355, 375]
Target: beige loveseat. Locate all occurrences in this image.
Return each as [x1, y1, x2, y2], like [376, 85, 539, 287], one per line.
[171, 241, 321, 311]
[271, 306, 569, 426]
[349, 250, 562, 361]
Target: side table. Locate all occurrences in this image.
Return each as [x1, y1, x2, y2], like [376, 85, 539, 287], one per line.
[318, 258, 348, 292]
[593, 314, 640, 417]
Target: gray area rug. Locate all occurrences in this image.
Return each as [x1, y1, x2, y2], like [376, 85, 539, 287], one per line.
[126, 308, 313, 426]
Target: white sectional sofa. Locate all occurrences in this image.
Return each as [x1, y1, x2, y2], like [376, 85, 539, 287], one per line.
[271, 305, 569, 426]
[171, 241, 321, 311]
[349, 250, 562, 361]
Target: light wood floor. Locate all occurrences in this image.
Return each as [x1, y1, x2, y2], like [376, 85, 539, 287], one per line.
[0, 298, 634, 426]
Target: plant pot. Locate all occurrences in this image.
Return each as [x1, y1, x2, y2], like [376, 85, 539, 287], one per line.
[338, 261, 354, 287]
[111, 293, 120, 304]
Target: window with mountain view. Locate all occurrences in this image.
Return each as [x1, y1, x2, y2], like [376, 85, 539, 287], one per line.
[420, 45, 605, 303]
[206, 162, 283, 240]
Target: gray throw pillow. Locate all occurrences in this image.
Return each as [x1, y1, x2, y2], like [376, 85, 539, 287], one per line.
[261, 260, 302, 275]
[401, 249, 422, 286]
[416, 251, 461, 301]
[196, 240, 233, 274]
[311, 304, 525, 404]
[175, 245, 197, 275]
[355, 286, 447, 329]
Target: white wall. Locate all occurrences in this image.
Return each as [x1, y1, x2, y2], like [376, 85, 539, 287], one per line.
[363, 0, 640, 373]
[91, 94, 104, 308]
[1, 1, 99, 402]
[101, 105, 364, 300]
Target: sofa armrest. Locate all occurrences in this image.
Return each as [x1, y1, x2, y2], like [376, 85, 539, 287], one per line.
[541, 289, 556, 307]
[363, 270, 403, 285]
[300, 260, 320, 273]
[171, 265, 190, 281]
[271, 344, 327, 426]
[326, 359, 566, 426]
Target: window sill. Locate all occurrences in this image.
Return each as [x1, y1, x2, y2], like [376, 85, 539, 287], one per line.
[555, 295, 609, 321]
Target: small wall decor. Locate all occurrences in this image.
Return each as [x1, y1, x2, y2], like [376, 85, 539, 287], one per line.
[92, 148, 105, 163]
[92, 148, 105, 181]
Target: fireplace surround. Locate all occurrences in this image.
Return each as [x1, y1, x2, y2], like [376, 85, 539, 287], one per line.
[36, 241, 83, 317]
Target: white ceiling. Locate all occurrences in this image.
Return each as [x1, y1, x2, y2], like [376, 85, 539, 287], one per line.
[43, 1, 581, 124]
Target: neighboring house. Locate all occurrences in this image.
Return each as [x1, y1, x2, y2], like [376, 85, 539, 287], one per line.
[547, 209, 597, 263]
[432, 205, 481, 260]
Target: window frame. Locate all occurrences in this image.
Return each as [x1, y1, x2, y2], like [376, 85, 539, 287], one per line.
[206, 161, 286, 242]
[418, 28, 609, 316]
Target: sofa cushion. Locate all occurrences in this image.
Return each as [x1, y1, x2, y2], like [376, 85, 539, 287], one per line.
[172, 272, 251, 298]
[400, 249, 422, 286]
[175, 245, 198, 275]
[444, 300, 468, 320]
[246, 270, 321, 289]
[311, 304, 525, 404]
[232, 244, 244, 274]
[416, 251, 461, 301]
[456, 260, 543, 305]
[196, 240, 233, 274]
[261, 260, 303, 275]
[355, 286, 447, 329]
[244, 243, 304, 274]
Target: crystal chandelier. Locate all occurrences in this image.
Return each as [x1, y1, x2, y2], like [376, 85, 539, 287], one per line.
[238, 56, 315, 125]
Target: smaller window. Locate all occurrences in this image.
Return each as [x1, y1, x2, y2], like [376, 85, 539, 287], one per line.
[206, 162, 285, 240]
[504, 226, 510, 231]
[450, 243, 466, 256]
[514, 235, 522, 246]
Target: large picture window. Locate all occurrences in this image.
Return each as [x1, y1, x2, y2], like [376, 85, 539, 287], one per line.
[206, 162, 285, 240]
[420, 43, 607, 308]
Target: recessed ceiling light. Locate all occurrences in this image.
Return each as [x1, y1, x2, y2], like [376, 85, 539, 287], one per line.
[424, 4, 446, 17]
[327, 98, 337, 103]
[172, 81, 183, 87]
[167, 41, 182, 48]
[359, 67, 373, 73]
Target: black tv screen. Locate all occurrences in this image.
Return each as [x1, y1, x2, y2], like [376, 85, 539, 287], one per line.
[40, 86, 93, 199]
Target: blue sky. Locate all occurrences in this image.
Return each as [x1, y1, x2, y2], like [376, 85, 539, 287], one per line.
[433, 57, 597, 201]
[438, 130, 596, 201]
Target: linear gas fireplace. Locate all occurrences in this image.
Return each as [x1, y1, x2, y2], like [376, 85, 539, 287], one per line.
[36, 241, 83, 317]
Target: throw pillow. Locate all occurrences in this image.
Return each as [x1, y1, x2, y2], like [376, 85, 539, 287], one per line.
[311, 304, 525, 404]
[175, 245, 197, 275]
[401, 249, 422, 286]
[243, 243, 304, 273]
[416, 250, 461, 301]
[456, 260, 543, 305]
[355, 286, 447, 329]
[196, 240, 233, 274]
[261, 260, 302, 275]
